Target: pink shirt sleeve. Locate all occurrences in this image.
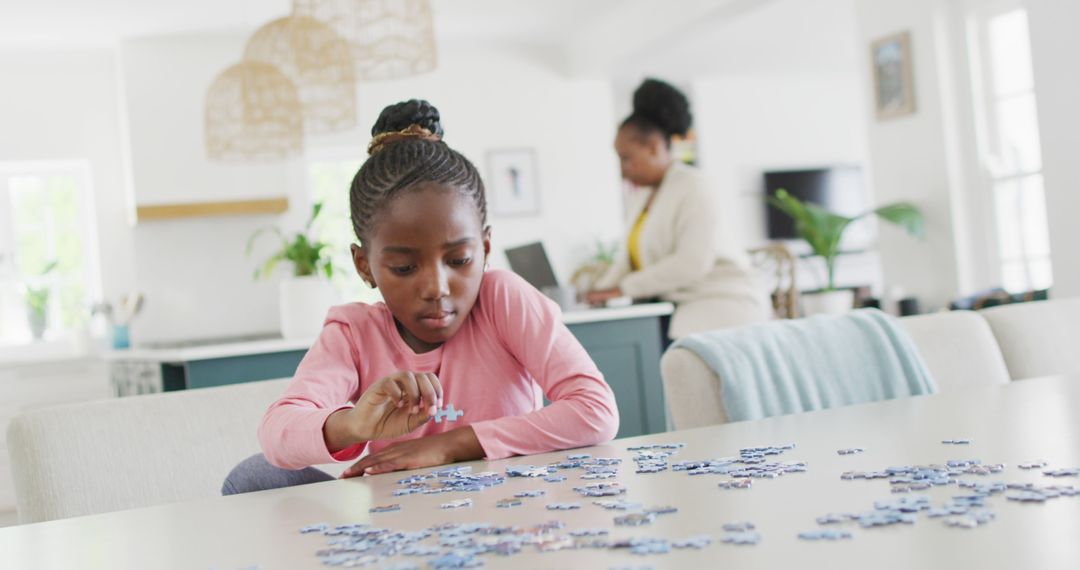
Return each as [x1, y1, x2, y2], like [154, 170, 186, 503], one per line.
[257, 313, 366, 470]
[469, 274, 620, 459]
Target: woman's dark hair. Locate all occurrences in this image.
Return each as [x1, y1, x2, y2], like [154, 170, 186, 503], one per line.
[620, 78, 692, 145]
[350, 99, 486, 242]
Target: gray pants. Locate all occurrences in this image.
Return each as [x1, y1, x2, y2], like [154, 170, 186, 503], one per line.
[221, 453, 334, 496]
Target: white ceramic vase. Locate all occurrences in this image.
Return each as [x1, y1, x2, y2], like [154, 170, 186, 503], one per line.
[26, 307, 47, 340]
[801, 289, 854, 317]
[279, 276, 340, 339]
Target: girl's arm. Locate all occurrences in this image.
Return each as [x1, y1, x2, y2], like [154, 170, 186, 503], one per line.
[257, 313, 365, 470]
[469, 271, 620, 459]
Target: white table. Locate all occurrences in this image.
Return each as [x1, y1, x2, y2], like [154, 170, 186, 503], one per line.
[3, 375, 1079, 569]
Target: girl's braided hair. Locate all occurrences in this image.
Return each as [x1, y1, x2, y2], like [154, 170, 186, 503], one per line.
[350, 99, 487, 242]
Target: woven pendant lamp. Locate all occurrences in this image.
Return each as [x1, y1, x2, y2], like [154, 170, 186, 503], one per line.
[244, 15, 357, 133]
[292, 0, 437, 80]
[204, 61, 304, 161]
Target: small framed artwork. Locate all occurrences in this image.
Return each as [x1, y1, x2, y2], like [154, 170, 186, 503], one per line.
[871, 31, 916, 120]
[487, 148, 540, 217]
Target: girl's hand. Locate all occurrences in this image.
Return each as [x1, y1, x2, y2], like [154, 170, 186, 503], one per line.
[347, 371, 443, 442]
[342, 427, 484, 477]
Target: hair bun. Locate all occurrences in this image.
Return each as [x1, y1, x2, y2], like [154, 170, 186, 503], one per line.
[631, 78, 692, 138]
[371, 99, 444, 138]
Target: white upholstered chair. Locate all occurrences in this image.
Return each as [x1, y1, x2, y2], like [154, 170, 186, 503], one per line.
[4, 378, 346, 524]
[660, 310, 1012, 430]
[980, 298, 1080, 380]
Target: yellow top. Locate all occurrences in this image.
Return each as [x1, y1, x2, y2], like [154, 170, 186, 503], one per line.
[628, 209, 648, 271]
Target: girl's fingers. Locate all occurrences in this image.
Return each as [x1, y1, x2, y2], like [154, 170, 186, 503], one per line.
[425, 373, 444, 407]
[381, 377, 404, 406]
[400, 372, 422, 413]
[417, 374, 439, 416]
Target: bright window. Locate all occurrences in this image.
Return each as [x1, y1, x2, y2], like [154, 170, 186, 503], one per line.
[306, 154, 381, 304]
[970, 7, 1051, 293]
[0, 161, 102, 344]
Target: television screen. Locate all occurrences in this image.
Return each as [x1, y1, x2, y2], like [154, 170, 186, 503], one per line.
[764, 166, 865, 240]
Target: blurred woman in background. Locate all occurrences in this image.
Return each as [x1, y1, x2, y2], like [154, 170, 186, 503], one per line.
[587, 78, 770, 339]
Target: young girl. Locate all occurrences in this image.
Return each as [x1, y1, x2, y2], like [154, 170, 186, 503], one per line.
[223, 100, 619, 494]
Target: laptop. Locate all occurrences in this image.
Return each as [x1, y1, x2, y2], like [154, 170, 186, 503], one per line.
[504, 242, 559, 291]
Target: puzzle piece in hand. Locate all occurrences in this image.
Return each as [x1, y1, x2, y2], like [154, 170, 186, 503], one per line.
[432, 404, 464, 424]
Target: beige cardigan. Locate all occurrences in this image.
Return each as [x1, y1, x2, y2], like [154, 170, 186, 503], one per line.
[595, 163, 765, 307]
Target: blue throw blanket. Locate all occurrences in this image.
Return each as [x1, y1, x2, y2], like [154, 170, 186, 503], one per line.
[671, 308, 937, 422]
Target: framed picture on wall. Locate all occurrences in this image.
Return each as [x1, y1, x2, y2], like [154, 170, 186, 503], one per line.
[487, 148, 540, 217]
[871, 30, 917, 120]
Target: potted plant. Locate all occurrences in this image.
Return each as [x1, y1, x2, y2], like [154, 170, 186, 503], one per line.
[569, 237, 618, 301]
[24, 261, 58, 340]
[248, 202, 342, 339]
[768, 189, 925, 316]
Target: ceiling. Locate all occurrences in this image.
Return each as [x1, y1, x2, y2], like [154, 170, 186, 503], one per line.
[0, 0, 860, 79]
[0, 0, 625, 48]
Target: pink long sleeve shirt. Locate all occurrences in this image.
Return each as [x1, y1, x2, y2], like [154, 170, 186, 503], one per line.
[258, 269, 620, 469]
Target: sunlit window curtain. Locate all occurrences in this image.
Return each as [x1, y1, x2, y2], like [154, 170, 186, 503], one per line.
[970, 7, 1052, 293]
[0, 162, 102, 343]
[307, 155, 381, 304]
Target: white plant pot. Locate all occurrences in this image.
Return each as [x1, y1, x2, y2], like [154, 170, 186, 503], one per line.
[27, 307, 47, 340]
[801, 289, 854, 317]
[279, 276, 341, 340]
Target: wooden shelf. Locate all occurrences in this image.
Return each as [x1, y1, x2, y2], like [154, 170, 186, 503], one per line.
[135, 198, 289, 222]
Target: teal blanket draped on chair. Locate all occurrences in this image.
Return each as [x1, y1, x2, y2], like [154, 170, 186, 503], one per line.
[671, 308, 937, 422]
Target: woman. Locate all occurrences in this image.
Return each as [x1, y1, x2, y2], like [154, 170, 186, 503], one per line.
[587, 78, 770, 339]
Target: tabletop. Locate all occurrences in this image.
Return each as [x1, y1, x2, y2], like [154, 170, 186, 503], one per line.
[2, 375, 1079, 569]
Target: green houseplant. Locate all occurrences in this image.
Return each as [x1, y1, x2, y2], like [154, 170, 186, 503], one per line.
[24, 260, 59, 340]
[768, 189, 925, 314]
[247, 202, 342, 339]
[247, 202, 336, 279]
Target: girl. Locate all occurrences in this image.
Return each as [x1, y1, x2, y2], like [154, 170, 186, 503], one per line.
[223, 100, 618, 494]
[587, 78, 770, 339]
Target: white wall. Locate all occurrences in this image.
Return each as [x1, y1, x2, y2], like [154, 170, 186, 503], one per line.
[0, 48, 136, 319]
[853, 0, 1080, 306]
[693, 72, 880, 293]
[854, 0, 965, 311]
[120, 38, 623, 343]
[1028, 0, 1080, 299]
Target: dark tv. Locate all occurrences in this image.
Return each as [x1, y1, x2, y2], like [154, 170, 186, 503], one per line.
[764, 166, 865, 240]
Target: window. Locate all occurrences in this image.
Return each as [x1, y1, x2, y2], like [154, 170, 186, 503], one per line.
[969, 7, 1051, 292]
[0, 161, 102, 344]
[306, 154, 381, 304]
